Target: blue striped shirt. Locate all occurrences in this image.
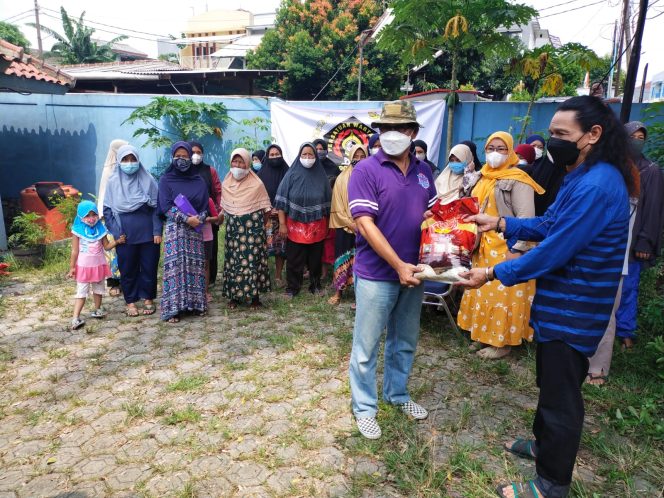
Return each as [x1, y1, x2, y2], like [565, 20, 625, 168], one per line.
[494, 161, 629, 356]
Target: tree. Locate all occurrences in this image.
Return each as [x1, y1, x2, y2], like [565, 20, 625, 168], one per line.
[28, 7, 126, 64]
[0, 22, 31, 49]
[246, 0, 403, 100]
[509, 43, 601, 141]
[379, 0, 536, 154]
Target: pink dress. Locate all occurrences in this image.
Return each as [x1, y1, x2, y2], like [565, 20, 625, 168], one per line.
[76, 238, 112, 283]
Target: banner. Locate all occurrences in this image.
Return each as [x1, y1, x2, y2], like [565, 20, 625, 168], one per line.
[270, 100, 446, 166]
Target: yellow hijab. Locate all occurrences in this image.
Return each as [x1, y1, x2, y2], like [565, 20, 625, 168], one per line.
[474, 131, 544, 203]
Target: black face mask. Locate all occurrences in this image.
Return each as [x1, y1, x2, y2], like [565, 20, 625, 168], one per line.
[547, 137, 582, 168]
[350, 159, 360, 166]
[267, 157, 282, 167]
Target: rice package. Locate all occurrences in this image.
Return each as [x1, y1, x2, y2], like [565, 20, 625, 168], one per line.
[416, 197, 480, 282]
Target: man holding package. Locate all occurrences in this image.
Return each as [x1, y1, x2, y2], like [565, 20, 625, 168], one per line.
[347, 101, 438, 439]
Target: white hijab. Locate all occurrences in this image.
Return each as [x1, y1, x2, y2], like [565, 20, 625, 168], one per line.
[97, 139, 128, 213]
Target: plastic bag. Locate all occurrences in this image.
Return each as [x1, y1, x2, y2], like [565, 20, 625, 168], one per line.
[415, 197, 479, 282]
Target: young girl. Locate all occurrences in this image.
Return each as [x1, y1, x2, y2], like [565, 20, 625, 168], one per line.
[68, 200, 125, 329]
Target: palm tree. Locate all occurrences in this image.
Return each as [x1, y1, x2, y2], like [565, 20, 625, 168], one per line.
[28, 7, 127, 64]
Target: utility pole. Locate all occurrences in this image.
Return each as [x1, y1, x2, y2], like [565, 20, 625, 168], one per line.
[615, 0, 631, 96]
[607, 21, 617, 98]
[33, 0, 43, 58]
[620, 0, 648, 123]
[639, 63, 648, 102]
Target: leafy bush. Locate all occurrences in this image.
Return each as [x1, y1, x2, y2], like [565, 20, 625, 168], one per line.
[7, 212, 48, 249]
[52, 192, 82, 233]
[644, 101, 664, 166]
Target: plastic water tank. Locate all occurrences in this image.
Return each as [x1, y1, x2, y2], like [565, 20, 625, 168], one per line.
[20, 182, 80, 241]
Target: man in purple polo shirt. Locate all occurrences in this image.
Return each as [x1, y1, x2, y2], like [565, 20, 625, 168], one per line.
[348, 100, 437, 439]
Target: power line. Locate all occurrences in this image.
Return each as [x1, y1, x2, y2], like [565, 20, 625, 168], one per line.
[539, 0, 607, 19]
[538, 0, 587, 12]
[2, 10, 33, 22]
[39, 12, 163, 42]
[312, 42, 359, 101]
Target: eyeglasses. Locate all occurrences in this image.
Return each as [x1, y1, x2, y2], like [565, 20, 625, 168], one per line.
[379, 124, 416, 134]
[486, 146, 508, 153]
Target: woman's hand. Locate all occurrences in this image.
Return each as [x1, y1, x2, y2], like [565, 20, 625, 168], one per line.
[116, 234, 127, 245]
[635, 251, 651, 260]
[455, 268, 489, 289]
[278, 224, 288, 236]
[153, 235, 162, 245]
[423, 210, 434, 220]
[464, 213, 500, 233]
[187, 216, 202, 228]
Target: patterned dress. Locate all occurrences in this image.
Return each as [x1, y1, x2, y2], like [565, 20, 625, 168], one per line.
[222, 210, 271, 302]
[332, 230, 355, 292]
[265, 211, 286, 257]
[160, 208, 207, 320]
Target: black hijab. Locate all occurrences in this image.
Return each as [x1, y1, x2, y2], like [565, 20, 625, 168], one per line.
[313, 138, 341, 181]
[189, 140, 214, 198]
[158, 141, 209, 216]
[412, 139, 438, 174]
[258, 144, 290, 205]
[530, 153, 566, 216]
[460, 140, 482, 171]
[274, 142, 332, 223]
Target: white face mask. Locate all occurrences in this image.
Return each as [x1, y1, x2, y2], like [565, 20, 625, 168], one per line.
[370, 147, 381, 156]
[192, 153, 203, 165]
[534, 148, 544, 159]
[415, 152, 426, 161]
[380, 131, 412, 156]
[230, 167, 249, 180]
[518, 159, 528, 166]
[486, 151, 507, 169]
[300, 157, 316, 168]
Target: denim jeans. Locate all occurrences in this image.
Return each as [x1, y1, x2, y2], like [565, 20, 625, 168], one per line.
[349, 275, 424, 418]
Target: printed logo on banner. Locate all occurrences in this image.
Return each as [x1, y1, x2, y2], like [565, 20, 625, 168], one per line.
[323, 116, 376, 162]
[417, 173, 430, 189]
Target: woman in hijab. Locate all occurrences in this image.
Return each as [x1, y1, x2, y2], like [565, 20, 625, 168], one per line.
[328, 143, 367, 307]
[368, 134, 381, 156]
[257, 144, 290, 286]
[220, 148, 273, 310]
[434, 143, 480, 204]
[103, 145, 161, 316]
[413, 139, 439, 177]
[251, 150, 265, 172]
[526, 134, 566, 216]
[457, 131, 544, 359]
[97, 139, 128, 297]
[460, 140, 482, 174]
[313, 138, 341, 280]
[157, 141, 209, 323]
[275, 142, 332, 297]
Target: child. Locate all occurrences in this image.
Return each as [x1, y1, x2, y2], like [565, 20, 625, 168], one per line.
[68, 200, 125, 329]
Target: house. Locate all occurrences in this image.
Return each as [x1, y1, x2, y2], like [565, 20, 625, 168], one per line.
[635, 71, 664, 102]
[499, 19, 562, 50]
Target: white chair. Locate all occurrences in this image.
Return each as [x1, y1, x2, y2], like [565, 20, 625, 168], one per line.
[422, 281, 460, 334]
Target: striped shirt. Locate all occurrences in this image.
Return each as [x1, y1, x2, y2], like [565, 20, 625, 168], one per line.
[494, 161, 629, 356]
[348, 149, 437, 281]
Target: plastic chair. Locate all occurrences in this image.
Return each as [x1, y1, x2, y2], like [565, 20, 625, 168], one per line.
[422, 280, 460, 334]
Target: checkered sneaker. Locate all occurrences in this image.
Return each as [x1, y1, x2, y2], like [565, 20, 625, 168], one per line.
[399, 401, 428, 420]
[356, 417, 382, 439]
[90, 308, 107, 319]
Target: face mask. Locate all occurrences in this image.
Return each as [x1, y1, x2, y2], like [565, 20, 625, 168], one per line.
[317, 150, 327, 158]
[371, 147, 381, 156]
[380, 131, 412, 156]
[230, 167, 249, 180]
[547, 137, 582, 168]
[82, 215, 98, 227]
[301, 158, 316, 168]
[534, 148, 544, 159]
[267, 157, 282, 167]
[448, 161, 466, 175]
[120, 162, 140, 175]
[351, 159, 361, 166]
[191, 153, 203, 165]
[173, 157, 191, 172]
[416, 152, 426, 161]
[518, 159, 528, 166]
[630, 138, 645, 155]
[486, 151, 507, 169]
[252, 161, 263, 171]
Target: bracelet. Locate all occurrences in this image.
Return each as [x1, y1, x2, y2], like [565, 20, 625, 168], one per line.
[496, 216, 504, 233]
[485, 267, 494, 282]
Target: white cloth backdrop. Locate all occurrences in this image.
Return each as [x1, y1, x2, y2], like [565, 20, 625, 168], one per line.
[270, 100, 446, 165]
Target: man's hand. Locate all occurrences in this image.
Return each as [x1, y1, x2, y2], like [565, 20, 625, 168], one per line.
[153, 235, 162, 245]
[187, 216, 202, 228]
[635, 251, 651, 260]
[463, 213, 500, 233]
[455, 268, 489, 289]
[397, 262, 422, 287]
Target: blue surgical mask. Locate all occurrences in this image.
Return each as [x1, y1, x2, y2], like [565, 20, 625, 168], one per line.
[173, 157, 191, 172]
[448, 161, 466, 175]
[120, 162, 140, 175]
[252, 161, 262, 171]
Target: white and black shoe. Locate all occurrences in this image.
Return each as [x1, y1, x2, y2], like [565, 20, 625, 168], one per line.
[398, 400, 428, 420]
[71, 317, 85, 330]
[356, 417, 382, 439]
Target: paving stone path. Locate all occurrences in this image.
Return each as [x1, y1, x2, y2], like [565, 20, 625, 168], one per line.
[0, 278, 658, 497]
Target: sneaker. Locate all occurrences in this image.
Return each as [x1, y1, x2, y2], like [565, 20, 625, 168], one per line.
[90, 308, 107, 319]
[398, 400, 428, 420]
[356, 416, 382, 439]
[71, 317, 85, 330]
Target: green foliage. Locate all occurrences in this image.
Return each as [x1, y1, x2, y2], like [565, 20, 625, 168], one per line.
[27, 7, 126, 64]
[122, 96, 230, 149]
[0, 21, 31, 49]
[246, 0, 402, 100]
[644, 101, 664, 166]
[638, 262, 664, 340]
[52, 192, 82, 233]
[7, 212, 48, 249]
[158, 53, 179, 63]
[589, 54, 624, 95]
[646, 336, 664, 381]
[614, 398, 664, 440]
[234, 116, 272, 152]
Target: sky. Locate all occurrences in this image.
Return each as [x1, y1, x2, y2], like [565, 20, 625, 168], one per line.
[3, 0, 664, 82]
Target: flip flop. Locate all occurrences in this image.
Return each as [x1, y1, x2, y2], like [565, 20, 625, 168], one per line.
[504, 438, 537, 460]
[585, 373, 607, 386]
[125, 306, 139, 317]
[167, 316, 180, 323]
[142, 304, 156, 316]
[496, 480, 544, 497]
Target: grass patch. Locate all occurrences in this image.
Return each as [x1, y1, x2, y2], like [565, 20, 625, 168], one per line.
[123, 402, 146, 422]
[167, 375, 208, 392]
[163, 405, 202, 425]
[266, 333, 295, 350]
[47, 348, 69, 359]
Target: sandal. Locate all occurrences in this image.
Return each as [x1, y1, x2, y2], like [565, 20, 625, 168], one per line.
[504, 438, 537, 461]
[167, 316, 180, 323]
[249, 299, 263, 310]
[477, 346, 511, 359]
[585, 372, 607, 386]
[142, 303, 156, 316]
[327, 295, 341, 305]
[228, 300, 239, 310]
[125, 305, 139, 317]
[496, 480, 544, 497]
[109, 287, 121, 297]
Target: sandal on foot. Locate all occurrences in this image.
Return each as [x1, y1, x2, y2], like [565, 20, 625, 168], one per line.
[477, 346, 511, 359]
[228, 300, 239, 310]
[109, 287, 121, 297]
[167, 316, 180, 323]
[585, 372, 607, 386]
[250, 300, 263, 310]
[142, 304, 156, 316]
[496, 480, 544, 498]
[327, 295, 341, 305]
[125, 305, 139, 317]
[504, 438, 537, 460]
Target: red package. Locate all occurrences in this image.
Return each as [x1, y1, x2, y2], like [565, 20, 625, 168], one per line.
[418, 197, 479, 273]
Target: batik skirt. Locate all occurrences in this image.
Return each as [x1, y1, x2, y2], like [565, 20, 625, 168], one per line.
[265, 213, 286, 257]
[332, 229, 355, 292]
